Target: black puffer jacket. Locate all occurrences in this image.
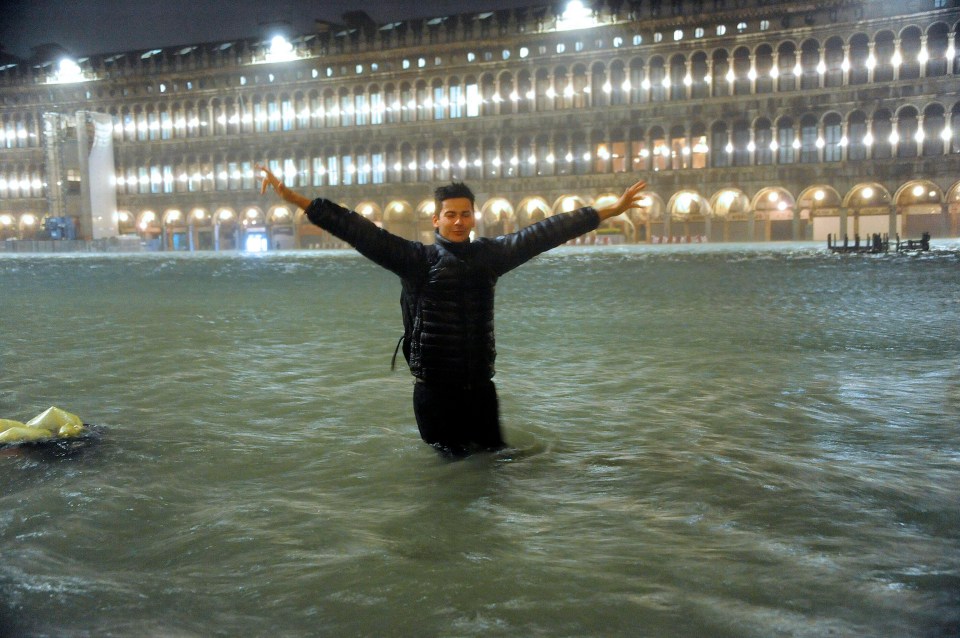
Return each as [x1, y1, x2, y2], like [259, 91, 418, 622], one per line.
[305, 198, 600, 383]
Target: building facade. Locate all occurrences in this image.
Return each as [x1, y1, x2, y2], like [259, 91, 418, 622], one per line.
[1, 0, 959, 250]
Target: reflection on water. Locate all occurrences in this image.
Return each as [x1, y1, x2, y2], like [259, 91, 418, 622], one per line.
[2, 242, 959, 637]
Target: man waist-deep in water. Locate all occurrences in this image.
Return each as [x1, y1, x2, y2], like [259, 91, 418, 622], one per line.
[257, 164, 647, 456]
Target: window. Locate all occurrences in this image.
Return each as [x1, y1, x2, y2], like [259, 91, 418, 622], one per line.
[312, 157, 324, 186]
[326, 156, 339, 186]
[800, 116, 819, 163]
[433, 85, 445, 119]
[824, 114, 843, 161]
[355, 94, 368, 126]
[847, 113, 867, 161]
[357, 154, 369, 185]
[370, 93, 383, 125]
[466, 83, 480, 117]
[372, 152, 385, 184]
[281, 97, 294, 131]
[777, 119, 796, 164]
[450, 84, 463, 118]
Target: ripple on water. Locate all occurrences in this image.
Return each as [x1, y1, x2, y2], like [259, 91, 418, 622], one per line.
[1, 244, 959, 636]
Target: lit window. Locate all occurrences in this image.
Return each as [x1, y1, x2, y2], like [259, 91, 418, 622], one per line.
[467, 52, 476, 62]
[674, 30, 683, 41]
[717, 25, 727, 36]
[356, 65, 363, 74]
[503, 49, 510, 60]
[403, 59, 410, 69]
[760, 20, 770, 31]
[654, 32, 663, 43]
[557, 43, 566, 54]
[737, 22, 747, 32]
[695, 28, 704, 38]
[613, 37, 623, 48]
[418, 58, 426, 68]
[520, 47, 529, 58]
[633, 35, 642, 46]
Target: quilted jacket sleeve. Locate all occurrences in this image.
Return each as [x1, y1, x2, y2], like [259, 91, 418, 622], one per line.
[487, 207, 600, 276]
[304, 198, 424, 279]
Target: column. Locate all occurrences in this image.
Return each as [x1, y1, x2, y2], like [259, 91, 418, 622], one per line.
[842, 44, 851, 85]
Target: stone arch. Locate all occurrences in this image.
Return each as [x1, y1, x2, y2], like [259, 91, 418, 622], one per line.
[479, 197, 514, 236]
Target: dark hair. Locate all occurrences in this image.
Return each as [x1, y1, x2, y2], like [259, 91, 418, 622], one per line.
[433, 182, 475, 212]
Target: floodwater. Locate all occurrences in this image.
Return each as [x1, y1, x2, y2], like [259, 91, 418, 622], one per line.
[1, 242, 958, 637]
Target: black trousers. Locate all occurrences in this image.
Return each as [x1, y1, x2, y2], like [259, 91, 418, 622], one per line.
[412, 379, 505, 456]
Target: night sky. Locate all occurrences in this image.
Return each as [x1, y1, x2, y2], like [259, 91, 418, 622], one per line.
[0, 0, 541, 59]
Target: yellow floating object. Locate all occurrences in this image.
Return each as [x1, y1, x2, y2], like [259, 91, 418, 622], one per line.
[0, 407, 86, 444]
[26, 407, 84, 436]
[0, 426, 54, 443]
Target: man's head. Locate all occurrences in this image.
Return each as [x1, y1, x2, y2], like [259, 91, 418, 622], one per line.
[433, 182, 476, 242]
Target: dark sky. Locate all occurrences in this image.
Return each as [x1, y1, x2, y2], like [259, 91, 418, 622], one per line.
[0, 0, 541, 59]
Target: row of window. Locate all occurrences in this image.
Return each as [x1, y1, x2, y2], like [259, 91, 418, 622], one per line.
[2, 22, 958, 147]
[3, 106, 958, 199]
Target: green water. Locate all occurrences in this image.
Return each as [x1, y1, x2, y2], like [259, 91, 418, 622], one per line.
[2, 243, 959, 637]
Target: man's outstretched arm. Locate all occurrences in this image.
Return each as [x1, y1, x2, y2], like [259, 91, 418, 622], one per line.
[256, 164, 423, 277]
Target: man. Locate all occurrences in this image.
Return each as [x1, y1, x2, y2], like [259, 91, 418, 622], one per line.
[257, 164, 646, 455]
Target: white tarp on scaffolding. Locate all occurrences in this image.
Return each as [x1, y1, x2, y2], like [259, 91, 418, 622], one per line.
[77, 111, 118, 239]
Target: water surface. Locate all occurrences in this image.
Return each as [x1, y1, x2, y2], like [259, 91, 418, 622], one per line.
[2, 242, 959, 637]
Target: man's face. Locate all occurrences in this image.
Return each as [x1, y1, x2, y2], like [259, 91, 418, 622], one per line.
[433, 197, 476, 242]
